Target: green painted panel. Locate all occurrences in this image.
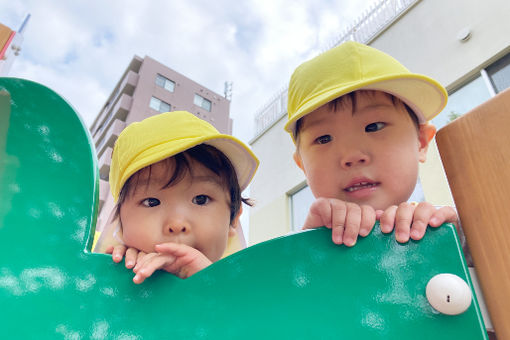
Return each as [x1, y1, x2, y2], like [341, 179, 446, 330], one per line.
[0, 78, 487, 339]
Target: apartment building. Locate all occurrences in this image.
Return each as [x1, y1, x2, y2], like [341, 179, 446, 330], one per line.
[90, 55, 232, 231]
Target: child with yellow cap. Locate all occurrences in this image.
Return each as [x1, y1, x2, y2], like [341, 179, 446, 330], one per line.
[94, 111, 258, 283]
[286, 41, 458, 246]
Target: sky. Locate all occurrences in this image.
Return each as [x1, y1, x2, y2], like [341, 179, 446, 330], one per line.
[1, 0, 377, 241]
[1, 0, 377, 144]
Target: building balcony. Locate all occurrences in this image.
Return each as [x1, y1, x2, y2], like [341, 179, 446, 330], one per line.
[119, 70, 138, 97]
[98, 179, 110, 212]
[98, 147, 113, 181]
[93, 94, 132, 145]
[96, 119, 125, 159]
[91, 71, 138, 137]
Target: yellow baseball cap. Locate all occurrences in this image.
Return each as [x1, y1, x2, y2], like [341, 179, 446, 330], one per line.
[109, 111, 259, 202]
[285, 41, 448, 137]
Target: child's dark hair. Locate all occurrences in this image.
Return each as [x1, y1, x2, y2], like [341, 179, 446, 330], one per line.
[293, 90, 420, 141]
[115, 144, 251, 224]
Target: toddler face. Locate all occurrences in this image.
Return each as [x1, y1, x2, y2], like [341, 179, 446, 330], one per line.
[294, 91, 432, 211]
[119, 158, 233, 262]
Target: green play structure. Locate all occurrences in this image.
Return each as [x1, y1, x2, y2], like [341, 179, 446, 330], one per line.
[0, 78, 487, 338]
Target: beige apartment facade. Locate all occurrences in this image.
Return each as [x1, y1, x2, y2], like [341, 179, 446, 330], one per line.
[90, 55, 232, 232]
[249, 0, 510, 244]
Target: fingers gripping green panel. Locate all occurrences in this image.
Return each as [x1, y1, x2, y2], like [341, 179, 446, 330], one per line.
[0, 78, 487, 339]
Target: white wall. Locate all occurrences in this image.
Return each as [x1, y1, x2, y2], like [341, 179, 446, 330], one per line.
[249, 115, 306, 243]
[370, 0, 510, 88]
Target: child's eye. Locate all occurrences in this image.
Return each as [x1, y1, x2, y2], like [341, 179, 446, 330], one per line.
[315, 135, 332, 144]
[141, 198, 160, 207]
[365, 122, 386, 132]
[192, 195, 210, 206]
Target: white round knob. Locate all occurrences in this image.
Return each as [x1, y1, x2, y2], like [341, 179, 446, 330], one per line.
[426, 273, 472, 315]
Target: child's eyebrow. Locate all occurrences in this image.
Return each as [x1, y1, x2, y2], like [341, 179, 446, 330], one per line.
[301, 115, 329, 131]
[302, 103, 397, 133]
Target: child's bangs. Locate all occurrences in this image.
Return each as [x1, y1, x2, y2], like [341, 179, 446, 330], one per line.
[116, 157, 190, 209]
[116, 144, 248, 224]
[329, 90, 419, 129]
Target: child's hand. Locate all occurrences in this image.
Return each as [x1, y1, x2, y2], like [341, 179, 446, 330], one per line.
[302, 198, 376, 246]
[377, 202, 458, 243]
[105, 245, 145, 269]
[131, 243, 212, 283]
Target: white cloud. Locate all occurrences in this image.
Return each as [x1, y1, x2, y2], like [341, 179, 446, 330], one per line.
[1, 0, 378, 141]
[1, 0, 379, 243]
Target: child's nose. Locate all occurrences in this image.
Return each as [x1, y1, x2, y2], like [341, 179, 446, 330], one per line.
[340, 150, 370, 169]
[164, 217, 191, 235]
[167, 225, 189, 234]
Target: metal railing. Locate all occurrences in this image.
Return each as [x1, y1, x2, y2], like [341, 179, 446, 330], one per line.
[253, 0, 420, 139]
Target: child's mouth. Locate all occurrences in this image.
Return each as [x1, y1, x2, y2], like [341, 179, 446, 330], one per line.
[344, 181, 379, 192]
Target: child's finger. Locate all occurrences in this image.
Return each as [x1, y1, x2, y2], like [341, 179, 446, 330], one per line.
[133, 252, 154, 273]
[409, 203, 435, 240]
[343, 203, 361, 247]
[379, 205, 397, 233]
[162, 249, 212, 278]
[429, 206, 458, 227]
[111, 245, 127, 263]
[330, 199, 347, 244]
[124, 247, 139, 269]
[156, 243, 208, 274]
[155, 242, 193, 257]
[359, 205, 376, 237]
[394, 202, 414, 243]
[137, 251, 147, 263]
[302, 198, 333, 230]
[133, 255, 175, 284]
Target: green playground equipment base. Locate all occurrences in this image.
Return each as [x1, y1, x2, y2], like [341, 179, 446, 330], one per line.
[0, 78, 487, 339]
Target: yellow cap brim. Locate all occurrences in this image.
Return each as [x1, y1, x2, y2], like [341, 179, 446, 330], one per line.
[285, 41, 448, 139]
[110, 111, 259, 201]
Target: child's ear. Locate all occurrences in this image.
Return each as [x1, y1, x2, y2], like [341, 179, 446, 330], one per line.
[293, 151, 306, 174]
[417, 123, 437, 163]
[228, 205, 243, 237]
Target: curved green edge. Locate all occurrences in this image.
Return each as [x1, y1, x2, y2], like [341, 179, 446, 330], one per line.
[0, 77, 487, 339]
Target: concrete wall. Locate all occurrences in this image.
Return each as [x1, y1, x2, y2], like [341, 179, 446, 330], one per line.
[249, 116, 305, 243]
[370, 0, 510, 88]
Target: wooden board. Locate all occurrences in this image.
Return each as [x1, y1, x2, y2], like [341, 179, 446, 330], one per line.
[436, 87, 510, 340]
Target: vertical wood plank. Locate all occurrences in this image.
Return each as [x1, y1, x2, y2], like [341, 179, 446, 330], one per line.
[436, 88, 510, 339]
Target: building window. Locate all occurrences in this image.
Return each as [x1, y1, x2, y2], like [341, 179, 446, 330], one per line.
[290, 185, 315, 231]
[432, 50, 510, 130]
[150, 96, 171, 113]
[486, 52, 510, 93]
[155, 74, 175, 92]
[194, 94, 212, 112]
[432, 76, 491, 130]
